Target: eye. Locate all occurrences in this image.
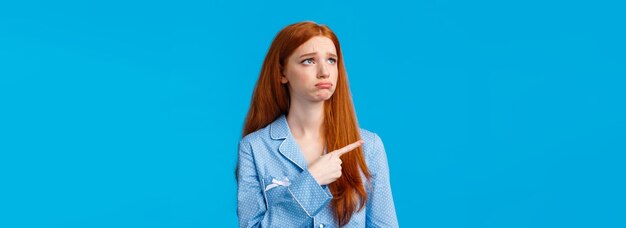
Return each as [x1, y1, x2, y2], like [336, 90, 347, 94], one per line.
[301, 58, 314, 65]
[327, 58, 337, 64]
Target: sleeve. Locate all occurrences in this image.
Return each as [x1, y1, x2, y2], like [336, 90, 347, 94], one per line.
[236, 138, 333, 228]
[365, 133, 399, 227]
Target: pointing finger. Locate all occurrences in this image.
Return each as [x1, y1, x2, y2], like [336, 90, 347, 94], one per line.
[331, 140, 363, 157]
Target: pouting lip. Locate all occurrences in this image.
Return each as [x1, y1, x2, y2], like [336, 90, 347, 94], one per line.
[315, 82, 333, 87]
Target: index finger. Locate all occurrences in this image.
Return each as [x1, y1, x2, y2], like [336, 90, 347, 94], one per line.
[331, 140, 364, 157]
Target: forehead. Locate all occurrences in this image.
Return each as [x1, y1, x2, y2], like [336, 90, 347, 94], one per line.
[293, 36, 337, 55]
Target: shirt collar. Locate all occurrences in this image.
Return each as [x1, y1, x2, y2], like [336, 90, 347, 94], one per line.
[269, 114, 307, 170]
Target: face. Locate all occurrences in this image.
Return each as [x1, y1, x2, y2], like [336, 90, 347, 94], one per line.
[281, 36, 339, 103]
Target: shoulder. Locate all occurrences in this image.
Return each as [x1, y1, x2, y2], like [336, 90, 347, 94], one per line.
[358, 128, 380, 145]
[238, 124, 272, 152]
[359, 127, 385, 148]
[358, 127, 386, 160]
[358, 127, 393, 185]
[239, 115, 288, 150]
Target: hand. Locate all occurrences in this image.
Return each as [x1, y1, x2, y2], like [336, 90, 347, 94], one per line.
[308, 140, 364, 186]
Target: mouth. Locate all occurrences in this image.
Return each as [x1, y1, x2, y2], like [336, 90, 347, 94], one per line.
[315, 82, 332, 89]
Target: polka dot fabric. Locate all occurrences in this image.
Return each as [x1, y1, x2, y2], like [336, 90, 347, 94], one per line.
[237, 114, 399, 227]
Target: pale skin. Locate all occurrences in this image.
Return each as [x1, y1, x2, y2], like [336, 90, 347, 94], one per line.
[281, 36, 363, 186]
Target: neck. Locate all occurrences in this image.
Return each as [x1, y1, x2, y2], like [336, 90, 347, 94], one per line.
[286, 99, 325, 140]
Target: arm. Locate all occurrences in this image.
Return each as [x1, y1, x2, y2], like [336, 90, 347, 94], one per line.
[237, 138, 333, 228]
[365, 133, 399, 227]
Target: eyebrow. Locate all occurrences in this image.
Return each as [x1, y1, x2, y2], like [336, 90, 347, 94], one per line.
[299, 52, 338, 58]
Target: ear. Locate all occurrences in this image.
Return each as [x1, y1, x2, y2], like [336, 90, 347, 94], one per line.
[280, 66, 288, 84]
[280, 74, 288, 84]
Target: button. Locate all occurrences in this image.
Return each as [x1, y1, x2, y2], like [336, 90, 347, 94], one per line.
[319, 224, 324, 228]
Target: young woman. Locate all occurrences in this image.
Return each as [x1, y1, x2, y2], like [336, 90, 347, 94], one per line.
[237, 21, 398, 227]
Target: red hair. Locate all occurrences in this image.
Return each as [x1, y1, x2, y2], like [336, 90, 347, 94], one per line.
[241, 21, 372, 226]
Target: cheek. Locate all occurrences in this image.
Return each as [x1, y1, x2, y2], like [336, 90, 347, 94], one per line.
[331, 67, 339, 81]
[292, 68, 315, 83]
[285, 71, 307, 91]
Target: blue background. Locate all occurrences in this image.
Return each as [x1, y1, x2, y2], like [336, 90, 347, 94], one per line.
[1, 0, 624, 227]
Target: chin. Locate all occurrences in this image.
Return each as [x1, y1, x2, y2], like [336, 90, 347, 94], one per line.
[311, 95, 333, 102]
[309, 91, 327, 99]
[321, 94, 334, 101]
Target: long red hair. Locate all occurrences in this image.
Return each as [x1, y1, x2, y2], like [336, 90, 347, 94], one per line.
[240, 21, 372, 226]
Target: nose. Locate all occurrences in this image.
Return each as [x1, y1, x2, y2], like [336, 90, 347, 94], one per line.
[317, 61, 329, 79]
